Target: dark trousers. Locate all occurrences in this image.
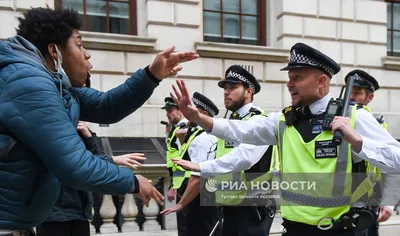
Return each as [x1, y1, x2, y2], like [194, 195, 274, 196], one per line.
[176, 195, 188, 236]
[186, 195, 221, 236]
[222, 206, 275, 236]
[282, 219, 356, 236]
[354, 223, 379, 236]
[36, 220, 89, 236]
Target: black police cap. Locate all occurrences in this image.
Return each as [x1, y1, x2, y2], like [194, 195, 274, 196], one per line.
[192, 92, 219, 117]
[345, 69, 379, 92]
[218, 65, 261, 94]
[280, 43, 340, 78]
[161, 97, 178, 109]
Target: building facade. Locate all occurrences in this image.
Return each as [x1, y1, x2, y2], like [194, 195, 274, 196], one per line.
[1, 0, 400, 234]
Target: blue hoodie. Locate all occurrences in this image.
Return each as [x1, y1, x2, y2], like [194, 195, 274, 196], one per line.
[0, 36, 158, 229]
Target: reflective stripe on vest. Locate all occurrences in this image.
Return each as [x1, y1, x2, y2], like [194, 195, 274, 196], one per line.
[171, 128, 203, 189]
[166, 126, 181, 168]
[214, 110, 274, 205]
[362, 105, 385, 198]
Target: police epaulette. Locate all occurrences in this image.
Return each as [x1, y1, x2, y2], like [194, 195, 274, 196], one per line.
[282, 106, 300, 125]
[376, 115, 384, 124]
[249, 107, 262, 114]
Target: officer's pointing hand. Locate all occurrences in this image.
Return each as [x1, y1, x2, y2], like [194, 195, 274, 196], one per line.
[172, 158, 201, 172]
[160, 203, 184, 215]
[171, 80, 200, 121]
[331, 116, 363, 151]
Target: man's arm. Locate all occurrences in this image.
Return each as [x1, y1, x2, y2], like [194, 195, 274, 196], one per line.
[160, 176, 201, 215]
[199, 144, 269, 177]
[161, 133, 214, 214]
[210, 114, 280, 146]
[380, 172, 399, 209]
[74, 68, 158, 124]
[76, 46, 199, 124]
[176, 176, 201, 208]
[352, 109, 400, 172]
[171, 80, 280, 146]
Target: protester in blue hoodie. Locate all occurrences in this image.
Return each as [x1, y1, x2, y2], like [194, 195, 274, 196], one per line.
[0, 7, 198, 235]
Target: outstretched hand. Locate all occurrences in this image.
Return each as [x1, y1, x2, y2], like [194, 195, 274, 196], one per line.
[112, 153, 146, 170]
[160, 203, 184, 215]
[171, 158, 201, 172]
[170, 80, 201, 121]
[149, 46, 199, 80]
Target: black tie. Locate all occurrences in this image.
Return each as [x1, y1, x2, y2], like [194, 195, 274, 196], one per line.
[303, 106, 312, 118]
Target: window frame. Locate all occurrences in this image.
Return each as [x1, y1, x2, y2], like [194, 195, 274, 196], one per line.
[55, 0, 137, 35]
[202, 0, 266, 46]
[387, 0, 400, 56]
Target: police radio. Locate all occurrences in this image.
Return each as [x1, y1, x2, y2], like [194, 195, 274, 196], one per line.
[323, 76, 356, 146]
[322, 98, 342, 130]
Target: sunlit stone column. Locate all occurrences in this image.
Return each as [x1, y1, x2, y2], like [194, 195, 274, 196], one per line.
[99, 195, 118, 233]
[121, 193, 140, 232]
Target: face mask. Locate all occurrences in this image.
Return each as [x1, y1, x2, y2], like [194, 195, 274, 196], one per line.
[53, 45, 72, 89]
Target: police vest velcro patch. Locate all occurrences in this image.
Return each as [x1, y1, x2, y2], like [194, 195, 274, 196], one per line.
[224, 140, 234, 148]
[315, 140, 337, 159]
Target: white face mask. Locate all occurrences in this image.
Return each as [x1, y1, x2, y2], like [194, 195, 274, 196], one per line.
[53, 45, 72, 88]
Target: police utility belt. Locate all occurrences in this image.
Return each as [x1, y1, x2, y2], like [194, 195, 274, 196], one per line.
[317, 207, 376, 231]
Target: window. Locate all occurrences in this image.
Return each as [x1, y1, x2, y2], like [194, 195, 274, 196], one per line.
[387, 1, 400, 56]
[203, 0, 266, 46]
[55, 0, 137, 35]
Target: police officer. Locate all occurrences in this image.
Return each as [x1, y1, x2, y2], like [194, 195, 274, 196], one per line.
[173, 65, 277, 236]
[161, 97, 188, 236]
[161, 92, 221, 236]
[171, 42, 400, 236]
[344, 70, 393, 236]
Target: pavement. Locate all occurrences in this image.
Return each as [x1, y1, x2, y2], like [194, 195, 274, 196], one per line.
[98, 213, 400, 236]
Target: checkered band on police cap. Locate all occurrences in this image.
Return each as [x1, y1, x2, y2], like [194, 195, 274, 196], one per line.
[345, 69, 379, 91]
[192, 97, 217, 117]
[351, 73, 376, 91]
[289, 49, 336, 77]
[226, 70, 256, 93]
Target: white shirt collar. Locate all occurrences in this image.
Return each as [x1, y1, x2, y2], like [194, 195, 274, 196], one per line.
[234, 103, 256, 117]
[308, 93, 331, 115]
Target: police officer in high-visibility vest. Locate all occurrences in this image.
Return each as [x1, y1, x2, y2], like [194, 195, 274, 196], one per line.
[173, 65, 276, 236]
[344, 70, 393, 236]
[161, 92, 221, 236]
[161, 97, 188, 236]
[170, 42, 400, 236]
